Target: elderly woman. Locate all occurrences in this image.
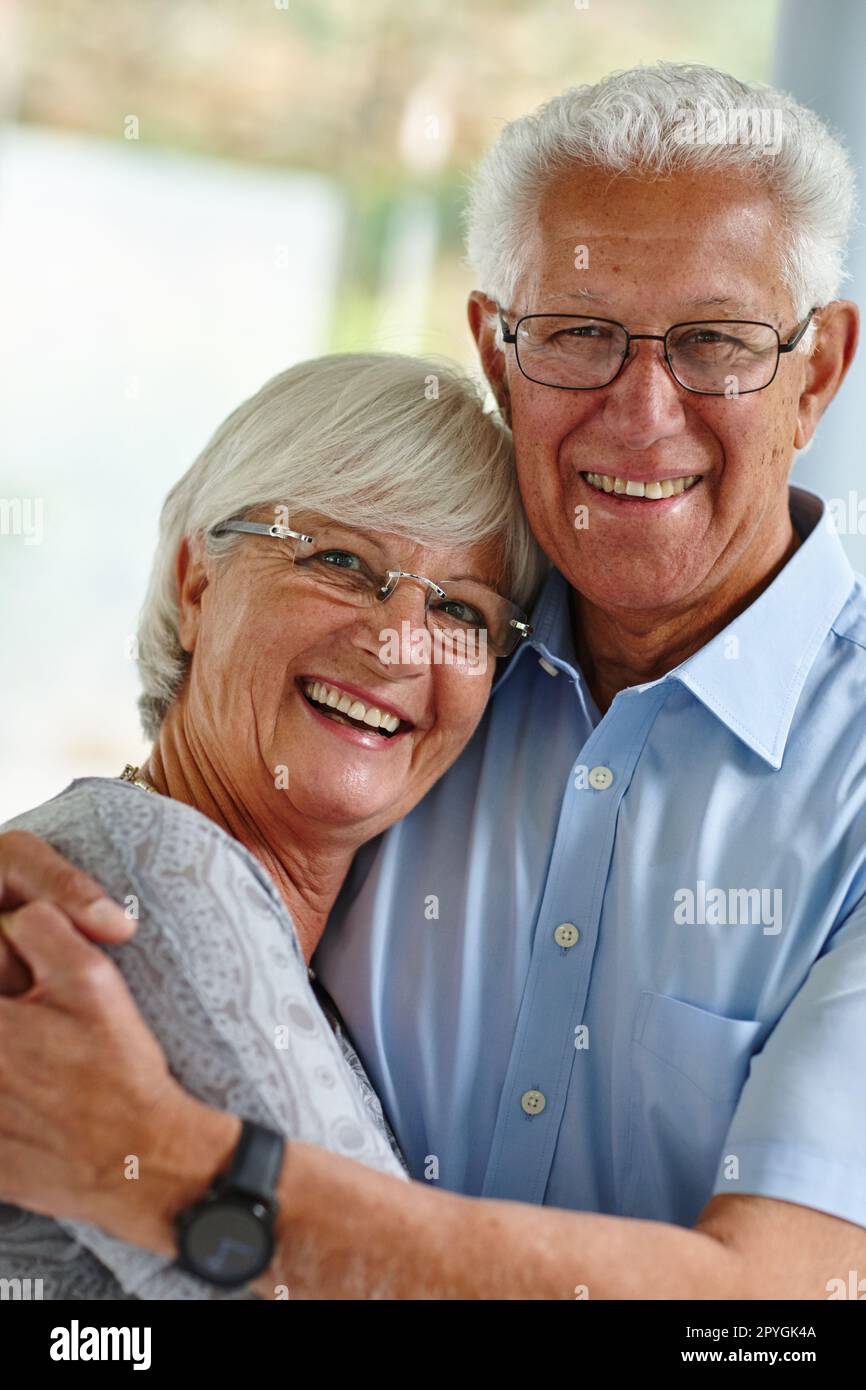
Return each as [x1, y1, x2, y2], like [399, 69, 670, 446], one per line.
[0, 351, 546, 1299]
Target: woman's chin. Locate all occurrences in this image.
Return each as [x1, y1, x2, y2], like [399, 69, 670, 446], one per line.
[275, 761, 407, 835]
[289, 793, 396, 836]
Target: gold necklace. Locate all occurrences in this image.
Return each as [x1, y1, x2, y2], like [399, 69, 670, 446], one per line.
[118, 764, 160, 794]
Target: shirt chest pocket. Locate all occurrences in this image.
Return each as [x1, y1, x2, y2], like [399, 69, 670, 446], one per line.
[621, 991, 769, 1225]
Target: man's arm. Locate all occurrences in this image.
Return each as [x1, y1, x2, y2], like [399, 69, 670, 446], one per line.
[1, 901, 862, 1300]
[128, 1097, 866, 1300]
[260, 1140, 866, 1299]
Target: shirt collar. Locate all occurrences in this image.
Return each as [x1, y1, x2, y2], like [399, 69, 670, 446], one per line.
[491, 561, 576, 697]
[671, 485, 855, 767]
[493, 486, 856, 769]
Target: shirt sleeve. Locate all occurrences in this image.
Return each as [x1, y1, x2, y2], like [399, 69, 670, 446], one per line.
[0, 779, 408, 1300]
[711, 891, 866, 1228]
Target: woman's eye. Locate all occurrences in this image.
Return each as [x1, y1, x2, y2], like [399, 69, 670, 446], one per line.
[305, 549, 377, 589]
[436, 599, 485, 626]
[317, 549, 364, 571]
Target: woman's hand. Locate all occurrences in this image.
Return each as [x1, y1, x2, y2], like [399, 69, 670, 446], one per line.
[0, 899, 239, 1252]
[0, 830, 134, 993]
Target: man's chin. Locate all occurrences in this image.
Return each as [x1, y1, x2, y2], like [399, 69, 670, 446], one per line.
[572, 567, 710, 619]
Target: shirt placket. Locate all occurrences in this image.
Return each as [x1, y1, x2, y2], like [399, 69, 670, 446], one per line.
[480, 682, 665, 1203]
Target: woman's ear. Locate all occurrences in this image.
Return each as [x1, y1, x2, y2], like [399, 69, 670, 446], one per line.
[175, 535, 210, 654]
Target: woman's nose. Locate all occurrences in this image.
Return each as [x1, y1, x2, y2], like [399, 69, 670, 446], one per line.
[346, 582, 432, 671]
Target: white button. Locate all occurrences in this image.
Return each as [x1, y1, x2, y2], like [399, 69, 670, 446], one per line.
[554, 922, 580, 948]
[521, 1089, 546, 1116]
[589, 765, 613, 790]
[538, 657, 559, 677]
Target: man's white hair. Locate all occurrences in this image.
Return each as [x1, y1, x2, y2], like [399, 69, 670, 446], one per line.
[136, 353, 548, 741]
[464, 61, 857, 340]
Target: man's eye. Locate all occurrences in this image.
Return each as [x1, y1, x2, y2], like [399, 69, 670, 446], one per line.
[682, 330, 738, 347]
[559, 326, 607, 340]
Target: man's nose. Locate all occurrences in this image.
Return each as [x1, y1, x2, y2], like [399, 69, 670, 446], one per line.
[602, 338, 687, 449]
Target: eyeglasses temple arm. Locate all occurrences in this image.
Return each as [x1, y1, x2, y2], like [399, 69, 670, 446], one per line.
[778, 307, 818, 354]
[212, 519, 315, 543]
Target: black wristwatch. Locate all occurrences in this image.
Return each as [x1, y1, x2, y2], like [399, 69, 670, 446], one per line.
[175, 1119, 285, 1289]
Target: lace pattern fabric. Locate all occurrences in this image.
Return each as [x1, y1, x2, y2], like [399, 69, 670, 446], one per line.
[0, 777, 409, 1300]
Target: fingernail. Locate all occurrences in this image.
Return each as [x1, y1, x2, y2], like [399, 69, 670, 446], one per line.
[80, 897, 128, 931]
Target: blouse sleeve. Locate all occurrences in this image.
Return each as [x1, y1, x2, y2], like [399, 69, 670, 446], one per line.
[0, 778, 408, 1300]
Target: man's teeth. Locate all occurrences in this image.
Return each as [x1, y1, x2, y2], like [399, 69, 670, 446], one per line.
[303, 680, 402, 734]
[583, 472, 700, 499]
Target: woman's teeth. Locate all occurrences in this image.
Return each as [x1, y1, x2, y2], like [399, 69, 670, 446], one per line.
[302, 679, 402, 735]
[583, 472, 701, 499]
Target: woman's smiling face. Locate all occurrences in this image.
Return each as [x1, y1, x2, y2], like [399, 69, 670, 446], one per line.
[173, 511, 505, 843]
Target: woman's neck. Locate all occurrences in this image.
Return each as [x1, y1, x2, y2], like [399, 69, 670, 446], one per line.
[140, 719, 357, 966]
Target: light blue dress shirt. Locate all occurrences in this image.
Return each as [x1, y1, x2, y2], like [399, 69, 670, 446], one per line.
[314, 485, 866, 1230]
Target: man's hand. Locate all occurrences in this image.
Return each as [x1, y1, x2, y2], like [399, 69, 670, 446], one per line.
[0, 830, 134, 993]
[0, 901, 238, 1249]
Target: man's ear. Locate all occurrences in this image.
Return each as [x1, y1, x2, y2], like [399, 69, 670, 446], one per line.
[468, 291, 512, 426]
[175, 534, 210, 654]
[794, 300, 859, 450]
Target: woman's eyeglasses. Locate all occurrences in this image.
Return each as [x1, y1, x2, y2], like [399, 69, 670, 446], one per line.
[211, 518, 533, 659]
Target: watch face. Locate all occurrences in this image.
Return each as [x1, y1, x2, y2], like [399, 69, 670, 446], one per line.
[181, 1201, 271, 1285]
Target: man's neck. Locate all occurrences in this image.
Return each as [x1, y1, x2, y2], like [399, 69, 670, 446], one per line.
[571, 519, 802, 716]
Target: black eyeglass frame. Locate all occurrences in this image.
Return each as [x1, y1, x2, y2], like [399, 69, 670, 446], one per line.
[498, 307, 818, 396]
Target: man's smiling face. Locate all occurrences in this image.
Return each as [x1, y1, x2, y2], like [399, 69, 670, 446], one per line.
[473, 166, 813, 619]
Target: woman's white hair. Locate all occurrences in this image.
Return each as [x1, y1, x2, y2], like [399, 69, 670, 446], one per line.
[464, 61, 857, 345]
[136, 353, 548, 740]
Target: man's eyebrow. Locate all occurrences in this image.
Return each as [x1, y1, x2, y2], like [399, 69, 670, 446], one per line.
[682, 295, 751, 312]
[553, 289, 752, 314]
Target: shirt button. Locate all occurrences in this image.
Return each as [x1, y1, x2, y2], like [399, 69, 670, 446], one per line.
[521, 1089, 547, 1116]
[538, 657, 559, 677]
[589, 764, 614, 790]
[554, 922, 580, 948]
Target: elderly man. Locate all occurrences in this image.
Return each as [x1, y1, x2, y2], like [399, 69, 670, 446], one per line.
[0, 61, 864, 1298]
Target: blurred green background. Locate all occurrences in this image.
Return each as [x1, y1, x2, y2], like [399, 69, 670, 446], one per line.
[14, 0, 781, 362]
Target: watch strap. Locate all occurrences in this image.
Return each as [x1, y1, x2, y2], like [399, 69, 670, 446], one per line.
[220, 1119, 285, 1202]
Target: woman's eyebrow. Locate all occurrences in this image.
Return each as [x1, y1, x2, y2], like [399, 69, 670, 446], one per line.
[306, 525, 500, 588]
[310, 523, 388, 561]
[440, 571, 500, 586]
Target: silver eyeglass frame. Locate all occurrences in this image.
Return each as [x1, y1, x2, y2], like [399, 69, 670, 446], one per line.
[211, 517, 534, 654]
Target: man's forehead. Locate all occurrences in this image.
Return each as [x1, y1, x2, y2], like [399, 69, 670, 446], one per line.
[534, 162, 777, 221]
[532, 286, 767, 318]
[517, 169, 787, 317]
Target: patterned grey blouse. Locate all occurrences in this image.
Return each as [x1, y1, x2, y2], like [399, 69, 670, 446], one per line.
[0, 777, 409, 1300]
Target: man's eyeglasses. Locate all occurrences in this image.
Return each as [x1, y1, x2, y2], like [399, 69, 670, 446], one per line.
[211, 518, 533, 659]
[498, 308, 817, 396]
